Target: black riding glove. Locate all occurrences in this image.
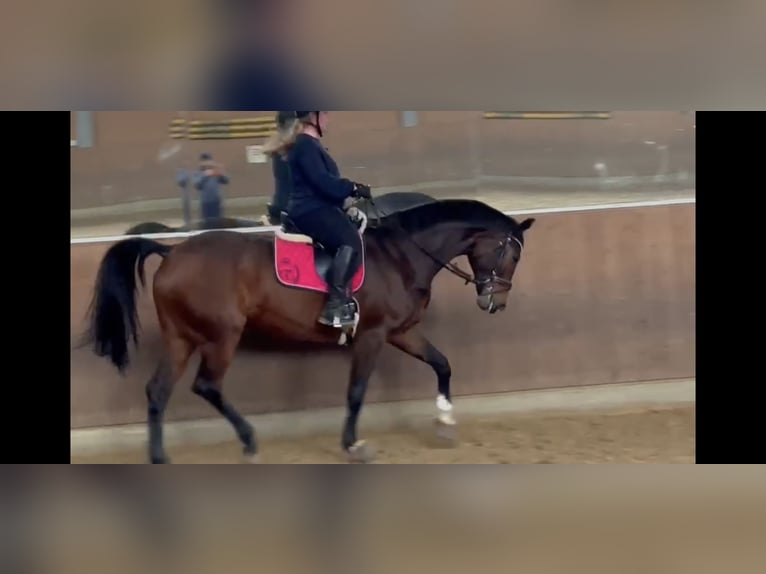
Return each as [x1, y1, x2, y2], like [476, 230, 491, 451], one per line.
[353, 183, 372, 199]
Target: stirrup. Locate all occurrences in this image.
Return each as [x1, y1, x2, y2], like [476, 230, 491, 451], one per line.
[318, 312, 356, 328]
[319, 317, 355, 328]
[318, 301, 356, 328]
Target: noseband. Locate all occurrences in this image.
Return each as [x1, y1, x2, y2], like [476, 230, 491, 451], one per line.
[485, 235, 523, 289]
[411, 232, 523, 292]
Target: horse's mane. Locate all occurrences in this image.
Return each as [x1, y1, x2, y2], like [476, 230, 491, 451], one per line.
[373, 199, 523, 237]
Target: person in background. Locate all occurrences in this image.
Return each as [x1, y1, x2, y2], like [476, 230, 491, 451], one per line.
[192, 152, 229, 222]
[264, 111, 297, 224]
[175, 163, 192, 227]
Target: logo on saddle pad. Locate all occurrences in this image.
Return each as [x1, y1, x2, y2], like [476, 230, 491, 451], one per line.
[277, 257, 300, 283]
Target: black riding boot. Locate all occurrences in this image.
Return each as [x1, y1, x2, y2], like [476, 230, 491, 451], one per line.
[319, 246, 357, 328]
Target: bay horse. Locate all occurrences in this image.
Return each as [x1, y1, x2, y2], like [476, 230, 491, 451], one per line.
[83, 198, 534, 463]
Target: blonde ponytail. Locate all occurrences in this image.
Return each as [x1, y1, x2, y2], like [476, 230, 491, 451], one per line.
[262, 119, 304, 159]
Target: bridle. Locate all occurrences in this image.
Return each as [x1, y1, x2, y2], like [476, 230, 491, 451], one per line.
[417, 233, 522, 293]
[364, 198, 523, 293]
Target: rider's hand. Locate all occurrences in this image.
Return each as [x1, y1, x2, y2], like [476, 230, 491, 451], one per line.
[353, 182, 372, 199]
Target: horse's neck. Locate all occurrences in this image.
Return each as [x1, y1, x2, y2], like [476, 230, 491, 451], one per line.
[407, 224, 475, 284]
[416, 224, 473, 257]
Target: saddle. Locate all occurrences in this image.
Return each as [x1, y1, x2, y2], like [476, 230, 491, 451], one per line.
[273, 212, 365, 295]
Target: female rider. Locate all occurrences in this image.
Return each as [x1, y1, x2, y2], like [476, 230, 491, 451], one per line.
[263, 111, 372, 328]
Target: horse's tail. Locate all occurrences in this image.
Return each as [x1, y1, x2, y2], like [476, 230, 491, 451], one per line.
[82, 238, 173, 374]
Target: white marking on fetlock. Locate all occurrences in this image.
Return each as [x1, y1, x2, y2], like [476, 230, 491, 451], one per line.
[436, 394, 456, 425]
[349, 440, 366, 451]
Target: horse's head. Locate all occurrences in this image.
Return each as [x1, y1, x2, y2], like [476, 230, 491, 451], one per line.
[466, 217, 535, 314]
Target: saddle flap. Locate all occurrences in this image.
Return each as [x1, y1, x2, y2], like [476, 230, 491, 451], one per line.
[273, 236, 366, 295]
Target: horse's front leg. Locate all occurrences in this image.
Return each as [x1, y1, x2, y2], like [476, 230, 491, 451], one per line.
[387, 328, 457, 445]
[342, 328, 386, 463]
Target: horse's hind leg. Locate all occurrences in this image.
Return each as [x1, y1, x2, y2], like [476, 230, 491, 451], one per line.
[192, 330, 257, 462]
[146, 336, 194, 464]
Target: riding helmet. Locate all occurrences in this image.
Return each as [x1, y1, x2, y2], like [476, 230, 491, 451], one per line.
[294, 111, 323, 137]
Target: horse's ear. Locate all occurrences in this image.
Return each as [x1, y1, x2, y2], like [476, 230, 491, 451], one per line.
[519, 218, 535, 231]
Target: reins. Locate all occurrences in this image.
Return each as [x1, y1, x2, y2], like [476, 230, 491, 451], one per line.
[364, 198, 519, 288]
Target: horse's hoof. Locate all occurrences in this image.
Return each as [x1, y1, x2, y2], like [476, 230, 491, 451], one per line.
[241, 452, 260, 464]
[150, 456, 171, 464]
[434, 419, 458, 447]
[346, 440, 376, 463]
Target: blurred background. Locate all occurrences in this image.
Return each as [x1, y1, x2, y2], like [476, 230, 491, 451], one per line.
[6, 466, 766, 574]
[70, 111, 694, 238]
[5, 1, 766, 108]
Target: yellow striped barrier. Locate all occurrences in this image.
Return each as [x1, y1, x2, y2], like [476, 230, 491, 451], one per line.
[168, 117, 277, 140]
